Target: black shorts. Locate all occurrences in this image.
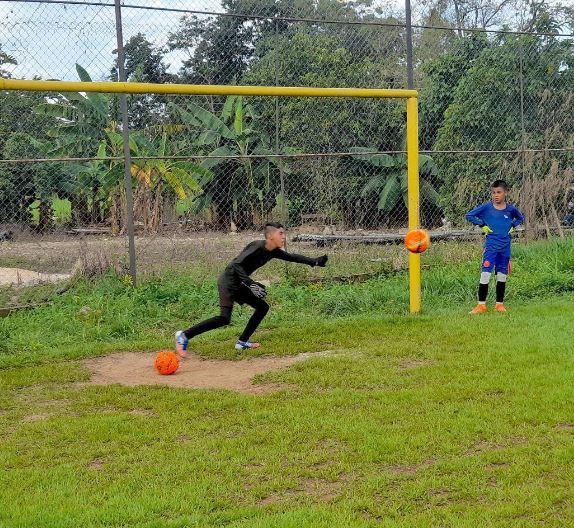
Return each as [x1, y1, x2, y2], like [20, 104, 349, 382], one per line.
[217, 277, 258, 308]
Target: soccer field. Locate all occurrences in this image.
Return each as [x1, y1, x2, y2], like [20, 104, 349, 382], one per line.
[2, 0, 574, 523]
[2, 238, 574, 527]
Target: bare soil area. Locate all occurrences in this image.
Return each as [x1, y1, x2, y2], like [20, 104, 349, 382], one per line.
[83, 350, 333, 394]
[0, 267, 71, 287]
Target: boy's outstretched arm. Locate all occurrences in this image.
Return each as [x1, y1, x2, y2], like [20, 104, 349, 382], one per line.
[273, 249, 328, 267]
[465, 203, 489, 226]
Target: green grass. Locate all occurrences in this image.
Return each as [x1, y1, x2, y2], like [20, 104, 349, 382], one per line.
[2, 298, 574, 526]
[2, 237, 574, 526]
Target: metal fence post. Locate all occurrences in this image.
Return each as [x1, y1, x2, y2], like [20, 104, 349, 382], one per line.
[114, 0, 137, 286]
[274, 16, 286, 228]
[405, 0, 414, 90]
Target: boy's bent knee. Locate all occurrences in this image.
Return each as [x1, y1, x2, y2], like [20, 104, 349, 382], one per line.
[216, 315, 231, 326]
[216, 308, 232, 326]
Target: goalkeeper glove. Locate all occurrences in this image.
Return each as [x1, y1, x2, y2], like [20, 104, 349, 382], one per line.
[481, 225, 493, 235]
[508, 226, 516, 235]
[244, 282, 266, 299]
[315, 255, 328, 267]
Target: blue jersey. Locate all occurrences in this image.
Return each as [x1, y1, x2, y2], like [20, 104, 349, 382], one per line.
[465, 202, 524, 251]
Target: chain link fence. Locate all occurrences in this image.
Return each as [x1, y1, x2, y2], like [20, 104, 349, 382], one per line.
[1, 0, 573, 306]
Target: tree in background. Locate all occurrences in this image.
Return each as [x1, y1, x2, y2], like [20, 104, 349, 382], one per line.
[110, 33, 175, 129]
[0, 133, 63, 231]
[242, 25, 406, 225]
[434, 23, 574, 225]
[340, 147, 440, 228]
[0, 133, 36, 225]
[0, 48, 54, 159]
[34, 64, 114, 227]
[167, 0, 254, 86]
[419, 32, 489, 150]
[0, 48, 61, 230]
[0, 44, 16, 78]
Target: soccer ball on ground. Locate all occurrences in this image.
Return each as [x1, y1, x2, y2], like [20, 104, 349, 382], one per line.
[154, 350, 179, 375]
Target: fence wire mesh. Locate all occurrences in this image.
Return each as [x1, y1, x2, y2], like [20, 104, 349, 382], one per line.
[1, 0, 573, 308]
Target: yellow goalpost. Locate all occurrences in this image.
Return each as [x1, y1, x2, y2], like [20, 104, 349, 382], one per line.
[0, 78, 422, 313]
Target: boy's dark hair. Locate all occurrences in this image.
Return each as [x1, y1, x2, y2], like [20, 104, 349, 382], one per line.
[491, 179, 509, 190]
[264, 222, 284, 237]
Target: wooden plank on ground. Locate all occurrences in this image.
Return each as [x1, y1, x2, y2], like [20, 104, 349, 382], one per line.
[292, 230, 479, 245]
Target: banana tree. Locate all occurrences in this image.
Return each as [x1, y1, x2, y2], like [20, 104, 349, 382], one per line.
[34, 64, 113, 225]
[97, 128, 210, 234]
[169, 95, 290, 229]
[35, 64, 110, 157]
[129, 132, 210, 232]
[34, 64, 208, 233]
[347, 146, 440, 227]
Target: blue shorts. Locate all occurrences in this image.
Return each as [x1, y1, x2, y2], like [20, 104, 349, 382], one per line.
[481, 249, 511, 275]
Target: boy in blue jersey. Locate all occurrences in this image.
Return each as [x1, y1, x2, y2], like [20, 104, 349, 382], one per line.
[465, 180, 524, 313]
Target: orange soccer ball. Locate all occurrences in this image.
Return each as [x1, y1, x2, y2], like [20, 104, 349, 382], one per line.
[154, 350, 179, 375]
[404, 229, 430, 254]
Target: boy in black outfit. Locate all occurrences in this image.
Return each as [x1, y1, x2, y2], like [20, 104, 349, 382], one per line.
[175, 222, 328, 355]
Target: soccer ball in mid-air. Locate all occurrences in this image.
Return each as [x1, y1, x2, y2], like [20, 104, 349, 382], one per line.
[404, 229, 430, 253]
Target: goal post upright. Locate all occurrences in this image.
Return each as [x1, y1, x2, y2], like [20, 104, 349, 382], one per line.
[407, 96, 421, 314]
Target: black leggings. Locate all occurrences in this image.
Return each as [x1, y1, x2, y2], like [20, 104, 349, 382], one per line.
[184, 295, 269, 342]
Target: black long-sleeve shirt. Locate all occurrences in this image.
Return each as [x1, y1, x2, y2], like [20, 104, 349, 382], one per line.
[219, 240, 317, 293]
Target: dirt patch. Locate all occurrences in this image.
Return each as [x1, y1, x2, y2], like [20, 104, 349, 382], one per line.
[0, 267, 71, 287]
[88, 458, 105, 470]
[396, 357, 433, 370]
[17, 396, 71, 423]
[302, 474, 353, 502]
[387, 458, 435, 475]
[128, 408, 158, 417]
[486, 461, 509, 469]
[257, 474, 353, 506]
[427, 487, 454, 506]
[464, 436, 528, 456]
[257, 488, 299, 506]
[388, 464, 420, 475]
[83, 350, 333, 394]
[22, 413, 52, 422]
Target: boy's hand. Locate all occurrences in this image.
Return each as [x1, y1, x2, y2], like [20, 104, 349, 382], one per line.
[508, 226, 516, 235]
[315, 255, 328, 267]
[481, 225, 493, 235]
[248, 282, 267, 299]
